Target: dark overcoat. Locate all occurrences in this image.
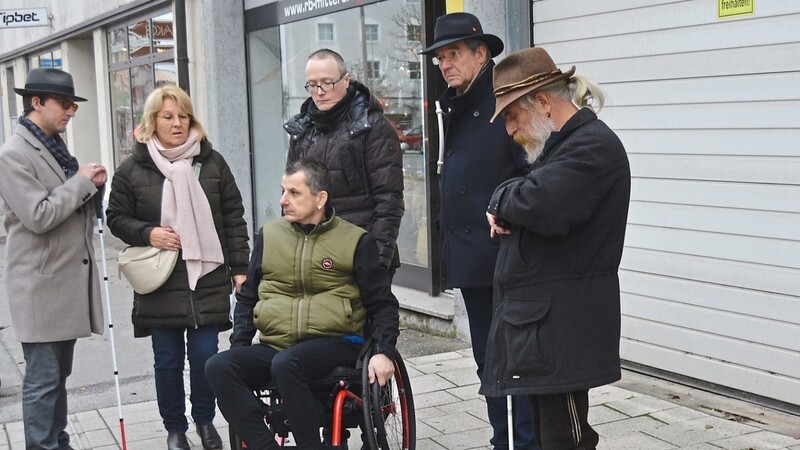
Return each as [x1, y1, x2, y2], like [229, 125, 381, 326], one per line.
[106, 140, 250, 336]
[480, 108, 631, 396]
[438, 61, 528, 288]
[284, 81, 404, 269]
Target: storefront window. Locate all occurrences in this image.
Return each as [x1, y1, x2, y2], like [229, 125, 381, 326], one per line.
[106, 11, 175, 166]
[247, 0, 428, 268]
[28, 48, 63, 70]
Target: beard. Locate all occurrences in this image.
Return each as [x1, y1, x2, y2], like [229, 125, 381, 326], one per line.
[513, 114, 555, 163]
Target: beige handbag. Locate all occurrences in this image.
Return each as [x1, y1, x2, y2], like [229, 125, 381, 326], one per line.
[118, 246, 179, 294]
[117, 160, 201, 295]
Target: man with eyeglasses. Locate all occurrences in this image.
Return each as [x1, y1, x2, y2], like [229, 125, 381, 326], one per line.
[421, 13, 537, 450]
[0, 67, 107, 450]
[284, 48, 404, 277]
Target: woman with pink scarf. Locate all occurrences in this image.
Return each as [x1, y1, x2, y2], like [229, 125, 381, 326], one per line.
[107, 85, 250, 450]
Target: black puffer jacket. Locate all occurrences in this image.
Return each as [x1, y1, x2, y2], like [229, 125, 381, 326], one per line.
[106, 140, 250, 337]
[284, 81, 404, 268]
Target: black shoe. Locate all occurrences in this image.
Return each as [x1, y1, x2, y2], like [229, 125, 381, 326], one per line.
[167, 432, 191, 450]
[196, 423, 223, 449]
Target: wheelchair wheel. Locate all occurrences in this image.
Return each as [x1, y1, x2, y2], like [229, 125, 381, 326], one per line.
[361, 351, 416, 450]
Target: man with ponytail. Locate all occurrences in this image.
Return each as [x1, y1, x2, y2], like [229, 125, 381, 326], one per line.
[481, 47, 631, 450]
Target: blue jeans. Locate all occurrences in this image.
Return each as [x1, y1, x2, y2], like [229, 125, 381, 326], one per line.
[21, 340, 76, 450]
[461, 287, 540, 450]
[151, 326, 219, 432]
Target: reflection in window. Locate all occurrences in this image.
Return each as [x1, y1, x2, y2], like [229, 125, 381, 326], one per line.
[366, 60, 381, 79]
[408, 61, 420, 79]
[152, 13, 175, 53]
[110, 70, 133, 159]
[248, 1, 427, 267]
[128, 19, 153, 58]
[405, 24, 420, 42]
[29, 48, 62, 69]
[106, 10, 175, 167]
[109, 28, 129, 64]
[317, 23, 334, 42]
[365, 24, 379, 42]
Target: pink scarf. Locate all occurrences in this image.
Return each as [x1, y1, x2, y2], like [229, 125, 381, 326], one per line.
[147, 129, 223, 290]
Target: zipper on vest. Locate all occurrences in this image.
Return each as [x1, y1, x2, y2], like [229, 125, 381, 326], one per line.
[297, 234, 311, 342]
[189, 290, 199, 329]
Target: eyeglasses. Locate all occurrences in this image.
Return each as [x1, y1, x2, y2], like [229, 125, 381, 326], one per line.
[432, 49, 462, 66]
[49, 96, 79, 112]
[157, 113, 191, 123]
[304, 73, 346, 93]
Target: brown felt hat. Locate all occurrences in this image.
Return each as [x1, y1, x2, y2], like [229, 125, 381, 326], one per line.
[490, 47, 575, 122]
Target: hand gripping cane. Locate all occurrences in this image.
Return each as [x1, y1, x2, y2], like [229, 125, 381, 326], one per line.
[94, 194, 129, 450]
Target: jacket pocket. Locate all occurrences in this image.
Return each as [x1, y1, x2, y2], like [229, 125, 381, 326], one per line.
[499, 297, 553, 376]
[38, 236, 59, 276]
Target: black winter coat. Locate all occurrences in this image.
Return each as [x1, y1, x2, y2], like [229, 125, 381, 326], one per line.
[480, 108, 631, 396]
[284, 81, 404, 268]
[106, 140, 250, 337]
[438, 61, 529, 288]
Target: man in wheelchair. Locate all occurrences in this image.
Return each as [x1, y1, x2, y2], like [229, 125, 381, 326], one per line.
[206, 159, 400, 450]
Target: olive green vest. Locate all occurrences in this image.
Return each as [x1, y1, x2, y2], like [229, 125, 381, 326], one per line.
[254, 215, 367, 349]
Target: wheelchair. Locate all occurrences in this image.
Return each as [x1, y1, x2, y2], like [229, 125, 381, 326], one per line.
[229, 342, 416, 449]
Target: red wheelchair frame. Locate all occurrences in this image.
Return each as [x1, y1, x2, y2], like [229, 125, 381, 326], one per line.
[229, 344, 416, 449]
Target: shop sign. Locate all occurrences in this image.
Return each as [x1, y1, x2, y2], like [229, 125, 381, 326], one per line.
[0, 8, 48, 28]
[247, 0, 384, 29]
[718, 0, 754, 19]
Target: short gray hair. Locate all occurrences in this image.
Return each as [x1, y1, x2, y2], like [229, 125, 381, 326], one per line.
[285, 159, 332, 195]
[308, 48, 348, 77]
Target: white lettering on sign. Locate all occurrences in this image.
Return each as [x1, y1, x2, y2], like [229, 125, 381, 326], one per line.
[0, 8, 48, 28]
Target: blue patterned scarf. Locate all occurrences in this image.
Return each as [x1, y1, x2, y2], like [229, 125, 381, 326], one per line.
[18, 116, 79, 178]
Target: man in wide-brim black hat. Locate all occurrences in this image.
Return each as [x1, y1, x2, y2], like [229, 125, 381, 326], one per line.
[0, 67, 107, 450]
[421, 12, 539, 450]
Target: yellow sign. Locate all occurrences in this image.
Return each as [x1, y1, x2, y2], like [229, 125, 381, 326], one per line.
[718, 0, 754, 18]
[446, 0, 464, 13]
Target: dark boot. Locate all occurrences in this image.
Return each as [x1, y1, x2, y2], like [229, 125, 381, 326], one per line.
[196, 423, 223, 449]
[166, 432, 190, 450]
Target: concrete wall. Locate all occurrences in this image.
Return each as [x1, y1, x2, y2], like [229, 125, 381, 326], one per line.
[199, 0, 254, 238]
[0, 0, 136, 56]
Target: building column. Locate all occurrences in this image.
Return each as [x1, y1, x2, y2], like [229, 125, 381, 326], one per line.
[189, 0, 253, 238]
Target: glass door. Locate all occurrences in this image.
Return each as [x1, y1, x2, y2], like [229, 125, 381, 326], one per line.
[246, 0, 434, 290]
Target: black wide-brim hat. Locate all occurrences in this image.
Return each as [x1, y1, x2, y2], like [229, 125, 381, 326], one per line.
[13, 68, 88, 102]
[420, 12, 504, 56]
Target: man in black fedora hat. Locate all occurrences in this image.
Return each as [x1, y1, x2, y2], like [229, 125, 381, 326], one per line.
[0, 67, 107, 450]
[421, 12, 537, 450]
[481, 46, 631, 449]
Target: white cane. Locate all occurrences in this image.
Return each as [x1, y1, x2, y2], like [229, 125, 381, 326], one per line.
[435, 100, 445, 174]
[95, 196, 129, 450]
[507, 395, 514, 449]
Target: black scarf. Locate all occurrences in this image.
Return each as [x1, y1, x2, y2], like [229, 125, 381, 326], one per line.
[18, 116, 79, 178]
[308, 86, 357, 133]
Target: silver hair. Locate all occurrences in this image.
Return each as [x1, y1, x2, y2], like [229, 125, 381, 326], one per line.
[523, 76, 607, 113]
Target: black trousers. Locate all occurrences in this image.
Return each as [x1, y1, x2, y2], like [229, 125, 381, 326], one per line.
[528, 390, 599, 450]
[205, 338, 360, 450]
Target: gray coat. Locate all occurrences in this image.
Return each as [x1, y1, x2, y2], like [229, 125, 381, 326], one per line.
[0, 126, 104, 343]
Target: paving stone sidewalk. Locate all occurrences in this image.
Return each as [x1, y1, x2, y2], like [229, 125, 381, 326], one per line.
[1, 348, 799, 449]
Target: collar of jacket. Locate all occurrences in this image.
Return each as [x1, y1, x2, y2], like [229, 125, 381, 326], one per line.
[283, 80, 379, 139]
[131, 138, 213, 169]
[538, 107, 597, 165]
[438, 60, 495, 114]
[291, 205, 338, 235]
